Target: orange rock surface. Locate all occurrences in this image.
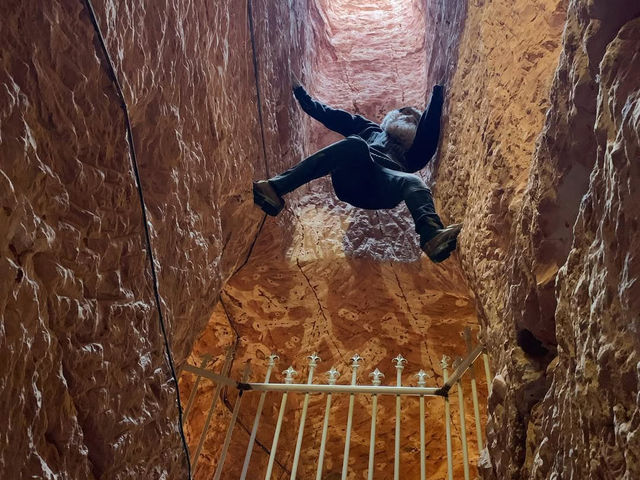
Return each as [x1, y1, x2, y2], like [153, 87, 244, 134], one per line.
[1, 0, 306, 477]
[182, 1, 487, 478]
[427, 0, 640, 478]
[3, 0, 639, 479]
[182, 212, 484, 479]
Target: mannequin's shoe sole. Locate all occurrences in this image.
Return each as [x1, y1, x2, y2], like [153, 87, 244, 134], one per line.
[422, 224, 462, 263]
[253, 181, 284, 216]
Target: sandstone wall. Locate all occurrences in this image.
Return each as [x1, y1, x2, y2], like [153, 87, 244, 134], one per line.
[426, 0, 640, 478]
[426, 0, 568, 475]
[0, 0, 311, 477]
[180, 1, 488, 479]
[183, 230, 482, 479]
[8, 0, 636, 478]
[309, 0, 429, 124]
[526, 4, 640, 478]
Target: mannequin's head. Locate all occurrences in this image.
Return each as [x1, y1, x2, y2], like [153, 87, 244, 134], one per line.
[381, 106, 421, 149]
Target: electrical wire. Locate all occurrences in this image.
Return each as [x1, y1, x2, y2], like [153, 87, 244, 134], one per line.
[81, 1, 191, 477]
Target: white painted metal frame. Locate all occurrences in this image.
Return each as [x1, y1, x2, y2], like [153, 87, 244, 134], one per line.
[464, 328, 485, 452]
[180, 338, 492, 480]
[341, 354, 361, 480]
[290, 353, 320, 479]
[393, 354, 406, 480]
[415, 369, 430, 480]
[190, 347, 234, 474]
[213, 362, 251, 480]
[182, 355, 212, 422]
[367, 369, 384, 480]
[454, 358, 471, 480]
[264, 366, 297, 479]
[442, 356, 454, 480]
[316, 367, 340, 480]
[240, 354, 278, 480]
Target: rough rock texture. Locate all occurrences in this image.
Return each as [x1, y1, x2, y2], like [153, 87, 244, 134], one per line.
[180, 0, 488, 479]
[309, 0, 429, 127]
[10, 0, 638, 478]
[0, 0, 309, 477]
[182, 208, 484, 480]
[526, 5, 640, 479]
[425, 0, 569, 475]
[2, 0, 484, 478]
[425, 0, 640, 478]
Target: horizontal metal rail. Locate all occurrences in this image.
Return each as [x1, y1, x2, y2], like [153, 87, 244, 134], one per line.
[239, 383, 441, 396]
[181, 337, 491, 480]
[182, 347, 486, 399]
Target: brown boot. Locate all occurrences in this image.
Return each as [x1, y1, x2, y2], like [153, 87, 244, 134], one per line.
[421, 223, 462, 263]
[253, 180, 285, 216]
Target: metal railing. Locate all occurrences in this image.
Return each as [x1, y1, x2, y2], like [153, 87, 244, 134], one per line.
[180, 327, 492, 479]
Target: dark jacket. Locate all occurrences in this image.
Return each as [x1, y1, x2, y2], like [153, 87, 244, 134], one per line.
[293, 86, 443, 173]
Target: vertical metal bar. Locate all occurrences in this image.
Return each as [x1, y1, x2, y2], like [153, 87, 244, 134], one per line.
[265, 392, 289, 480]
[191, 347, 234, 473]
[366, 369, 385, 480]
[240, 354, 278, 480]
[316, 368, 340, 480]
[264, 366, 297, 480]
[454, 358, 470, 480]
[182, 355, 212, 423]
[393, 355, 406, 480]
[291, 353, 321, 479]
[341, 354, 362, 480]
[213, 362, 252, 480]
[470, 374, 483, 450]
[415, 370, 430, 480]
[441, 356, 453, 480]
[483, 352, 492, 389]
[463, 328, 483, 451]
[419, 395, 425, 478]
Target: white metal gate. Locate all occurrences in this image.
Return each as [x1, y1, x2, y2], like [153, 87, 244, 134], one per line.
[180, 327, 491, 479]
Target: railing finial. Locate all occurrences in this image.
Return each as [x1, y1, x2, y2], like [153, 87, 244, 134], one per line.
[267, 354, 279, 366]
[393, 354, 407, 370]
[350, 354, 363, 367]
[441, 355, 451, 369]
[326, 367, 340, 385]
[283, 366, 297, 384]
[415, 369, 430, 387]
[369, 368, 385, 386]
[308, 352, 321, 367]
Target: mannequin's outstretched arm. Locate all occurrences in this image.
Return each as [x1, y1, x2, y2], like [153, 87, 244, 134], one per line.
[293, 85, 376, 137]
[404, 85, 444, 172]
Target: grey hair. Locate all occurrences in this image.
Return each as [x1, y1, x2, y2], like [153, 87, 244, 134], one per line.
[381, 107, 421, 150]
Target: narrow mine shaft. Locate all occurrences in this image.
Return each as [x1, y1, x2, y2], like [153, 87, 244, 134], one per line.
[2, 1, 639, 480]
[183, 1, 485, 478]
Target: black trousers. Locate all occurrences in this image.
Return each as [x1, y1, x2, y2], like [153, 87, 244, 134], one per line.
[269, 137, 444, 240]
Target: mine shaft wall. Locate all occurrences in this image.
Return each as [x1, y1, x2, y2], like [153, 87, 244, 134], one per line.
[180, 1, 484, 479]
[3, 0, 639, 478]
[428, 0, 640, 478]
[0, 0, 313, 477]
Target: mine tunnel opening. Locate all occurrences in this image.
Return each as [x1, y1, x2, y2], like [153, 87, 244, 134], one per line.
[180, 0, 488, 478]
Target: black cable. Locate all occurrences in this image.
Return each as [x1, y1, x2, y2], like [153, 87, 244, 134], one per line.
[81, 1, 192, 477]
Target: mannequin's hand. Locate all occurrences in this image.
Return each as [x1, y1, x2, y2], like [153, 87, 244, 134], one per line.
[291, 74, 303, 90]
[432, 84, 444, 97]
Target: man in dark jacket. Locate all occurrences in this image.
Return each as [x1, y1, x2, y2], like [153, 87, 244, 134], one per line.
[253, 82, 461, 263]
